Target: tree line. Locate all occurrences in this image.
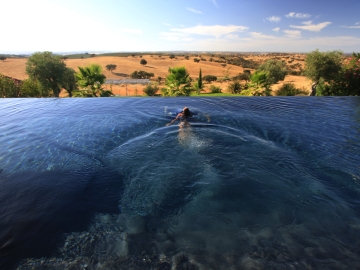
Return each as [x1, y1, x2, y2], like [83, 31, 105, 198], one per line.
[1, 50, 359, 97]
[0, 51, 113, 98]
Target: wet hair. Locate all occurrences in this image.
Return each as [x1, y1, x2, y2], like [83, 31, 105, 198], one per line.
[183, 107, 192, 118]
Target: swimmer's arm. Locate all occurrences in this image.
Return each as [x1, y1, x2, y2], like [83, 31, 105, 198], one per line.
[166, 114, 179, 126]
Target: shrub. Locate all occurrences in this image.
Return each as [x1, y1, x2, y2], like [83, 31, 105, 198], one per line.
[275, 83, 306, 96]
[203, 75, 217, 83]
[143, 83, 159, 96]
[227, 81, 242, 94]
[140, 59, 147, 65]
[209, 85, 222, 93]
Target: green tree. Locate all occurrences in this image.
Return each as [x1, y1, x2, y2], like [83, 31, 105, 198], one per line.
[317, 52, 360, 96]
[130, 70, 154, 79]
[0, 56, 6, 61]
[257, 59, 287, 85]
[62, 67, 77, 97]
[105, 64, 117, 73]
[162, 66, 191, 96]
[169, 54, 175, 60]
[26, 51, 68, 97]
[75, 64, 107, 97]
[304, 49, 343, 84]
[194, 68, 203, 94]
[140, 59, 147, 66]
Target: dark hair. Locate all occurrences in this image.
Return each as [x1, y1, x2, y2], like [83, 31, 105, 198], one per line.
[183, 107, 192, 117]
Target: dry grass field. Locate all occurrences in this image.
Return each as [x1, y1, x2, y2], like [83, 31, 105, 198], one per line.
[0, 53, 312, 96]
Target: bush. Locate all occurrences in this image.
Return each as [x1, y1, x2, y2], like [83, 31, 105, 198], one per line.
[203, 75, 217, 83]
[275, 83, 306, 96]
[209, 85, 221, 93]
[227, 81, 242, 94]
[140, 59, 147, 65]
[130, 70, 154, 79]
[143, 83, 159, 96]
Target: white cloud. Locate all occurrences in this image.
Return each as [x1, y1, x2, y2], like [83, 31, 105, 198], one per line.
[120, 28, 142, 34]
[283, 30, 301, 38]
[250, 32, 277, 39]
[187, 7, 202, 14]
[273, 27, 280, 32]
[170, 25, 249, 39]
[290, 22, 331, 32]
[163, 22, 171, 26]
[266, 16, 281, 23]
[341, 22, 360, 29]
[159, 32, 188, 41]
[285, 12, 311, 19]
[212, 0, 219, 8]
[302, 20, 313, 25]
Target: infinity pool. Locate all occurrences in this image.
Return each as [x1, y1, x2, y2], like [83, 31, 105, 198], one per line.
[1, 97, 360, 269]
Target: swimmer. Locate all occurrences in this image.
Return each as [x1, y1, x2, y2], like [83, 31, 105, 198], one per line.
[166, 107, 193, 127]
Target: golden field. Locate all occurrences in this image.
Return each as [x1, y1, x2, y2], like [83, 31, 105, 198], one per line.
[0, 53, 312, 96]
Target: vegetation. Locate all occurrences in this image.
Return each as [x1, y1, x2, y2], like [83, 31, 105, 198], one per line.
[26, 51, 68, 97]
[74, 64, 111, 97]
[209, 85, 222, 93]
[304, 49, 343, 83]
[20, 78, 49, 97]
[143, 82, 159, 96]
[0, 56, 6, 61]
[0, 75, 21, 97]
[130, 70, 154, 79]
[140, 59, 147, 66]
[62, 68, 77, 97]
[240, 71, 272, 96]
[203, 75, 217, 83]
[162, 66, 191, 96]
[275, 83, 307, 96]
[257, 59, 288, 85]
[105, 64, 117, 73]
[227, 81, 242, 94]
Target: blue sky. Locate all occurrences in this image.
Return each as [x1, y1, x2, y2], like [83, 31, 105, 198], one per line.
[2, 0, 360, 53]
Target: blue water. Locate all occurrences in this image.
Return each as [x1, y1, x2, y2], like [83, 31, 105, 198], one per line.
[0, 97, 360, 269]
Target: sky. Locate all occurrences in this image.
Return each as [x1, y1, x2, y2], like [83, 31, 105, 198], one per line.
[1, 0, 360, 54]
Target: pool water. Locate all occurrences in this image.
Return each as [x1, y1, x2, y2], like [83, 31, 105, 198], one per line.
[1, 97, 360, 269]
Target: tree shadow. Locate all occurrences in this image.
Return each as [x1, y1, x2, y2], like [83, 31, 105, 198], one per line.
[113, 72, 129, 77]
[144, 66, 156, 69]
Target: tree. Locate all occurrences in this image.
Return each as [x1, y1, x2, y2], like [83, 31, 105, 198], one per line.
[203, 75, 217, 83]
[193, 58, 200, 63]
[198, 68, 203, 89]
[162, 66, 191, 96]
[169, 54, 175, 60]
[105, 64, 117, 73]
[75, 64, 107, 97]
[26, 51, 68, 97]
[304, 49, 343, 83]
[317, 52, 360, 96]
[130, 70, 154, 79]
[62, 67, 77, 97]
[0, 56, 6, 61]
[140, 59, 147, 66]
[257, 59, 287, 85]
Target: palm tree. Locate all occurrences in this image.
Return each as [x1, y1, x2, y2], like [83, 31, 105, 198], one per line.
[75, 64, 107, 97]
[162, 66, 191, 96]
